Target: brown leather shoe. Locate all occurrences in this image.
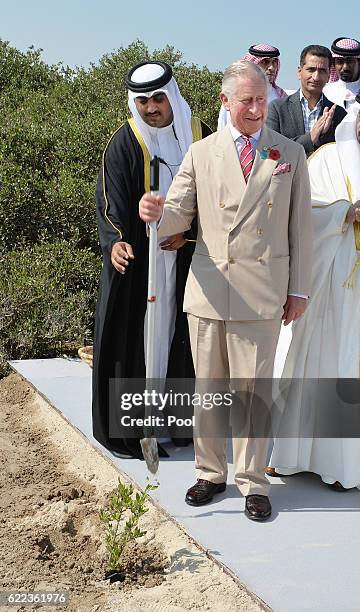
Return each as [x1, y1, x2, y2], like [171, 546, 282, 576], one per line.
[265, 466, 289, 477]
[245, 495, 272, 521]
[185, 479, 226, 506]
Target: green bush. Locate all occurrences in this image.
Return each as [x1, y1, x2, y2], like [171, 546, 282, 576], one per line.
[0, 40, 64, 104]
[0, 241, 102, 376]
[0, 38, 223, 370]
[0, 39, 222, 255]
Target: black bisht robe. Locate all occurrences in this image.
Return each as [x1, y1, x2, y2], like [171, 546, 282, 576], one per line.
[92, 118, 211, 459]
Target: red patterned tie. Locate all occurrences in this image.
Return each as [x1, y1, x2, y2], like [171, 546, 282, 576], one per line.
[239, 136, 254, 183]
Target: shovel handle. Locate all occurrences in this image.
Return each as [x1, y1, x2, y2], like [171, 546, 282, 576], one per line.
[144, 156, 160, 441]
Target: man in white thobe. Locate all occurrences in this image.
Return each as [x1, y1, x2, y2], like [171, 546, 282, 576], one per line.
[268, 95, 360, 490]
[324, 37, 360, 112]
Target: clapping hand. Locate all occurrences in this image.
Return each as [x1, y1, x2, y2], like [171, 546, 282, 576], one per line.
[310, 104, 336, 145]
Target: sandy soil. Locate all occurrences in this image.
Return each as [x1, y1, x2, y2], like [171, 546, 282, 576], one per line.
[0, 373, 269, 612]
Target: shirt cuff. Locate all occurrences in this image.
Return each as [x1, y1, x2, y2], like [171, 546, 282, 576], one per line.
[288, 293, 309, 299]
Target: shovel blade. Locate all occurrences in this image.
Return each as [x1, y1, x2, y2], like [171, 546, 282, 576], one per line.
[140, 437, 159, 474]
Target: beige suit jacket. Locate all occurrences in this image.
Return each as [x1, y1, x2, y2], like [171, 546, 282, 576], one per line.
[158, 125, 312, 321]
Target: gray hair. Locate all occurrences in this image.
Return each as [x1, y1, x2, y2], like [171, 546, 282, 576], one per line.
[221, 60, 268, 99]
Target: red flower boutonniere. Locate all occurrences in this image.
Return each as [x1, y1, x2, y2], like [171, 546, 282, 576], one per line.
[269, 148, 281, 160]
[260, 146, 281, 160]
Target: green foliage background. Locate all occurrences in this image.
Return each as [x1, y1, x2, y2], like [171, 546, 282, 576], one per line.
[0, 39, 222, 375]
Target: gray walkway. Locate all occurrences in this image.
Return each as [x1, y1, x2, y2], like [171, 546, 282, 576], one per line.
[9, 358, 360, 612]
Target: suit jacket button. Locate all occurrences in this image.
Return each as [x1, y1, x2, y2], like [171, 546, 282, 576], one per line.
[256, 256, 263, 263]
[229, 257, 235, 264]
[268, 201, 273, 208]
[219, 202, 225, 208]
[257, 228, 263, 236]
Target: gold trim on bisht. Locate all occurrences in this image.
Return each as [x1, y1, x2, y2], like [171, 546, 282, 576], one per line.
[343, 177, 360, 288]
[307, 141, 335, 164]
[128, 117, 152, 192]
[345, 176, 360, 251]
[343, 259, 360, 289]
[191, 116, 203, 143]
[308, 151, 360, 289]
[128, 116, 204, 192]
[101, 124, 124, 240]
[101, 117, 204, 242]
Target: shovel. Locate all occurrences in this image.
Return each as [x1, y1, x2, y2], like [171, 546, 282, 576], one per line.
[140, 156, 160, 474]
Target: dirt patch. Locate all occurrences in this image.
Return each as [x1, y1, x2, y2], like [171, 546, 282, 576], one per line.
[0, 373, 267, 612]
[113, 541, 167, 589]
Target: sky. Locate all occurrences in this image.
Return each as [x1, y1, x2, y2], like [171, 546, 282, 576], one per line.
[2, 0, 360, 89]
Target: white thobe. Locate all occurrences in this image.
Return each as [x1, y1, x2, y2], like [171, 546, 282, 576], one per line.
[324, 77, 360, 111]
[271, 143, 360, 489]
[143, 123, 183, 379]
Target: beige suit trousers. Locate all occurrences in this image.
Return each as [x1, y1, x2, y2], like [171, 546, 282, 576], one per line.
[188, 315, 281, 496]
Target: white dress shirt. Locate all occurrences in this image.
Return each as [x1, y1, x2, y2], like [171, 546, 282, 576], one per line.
[300, 90, 323, 133]
[229, 122, 261, 153]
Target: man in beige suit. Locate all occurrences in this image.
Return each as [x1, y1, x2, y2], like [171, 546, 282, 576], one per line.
[140, 60, 312, 521]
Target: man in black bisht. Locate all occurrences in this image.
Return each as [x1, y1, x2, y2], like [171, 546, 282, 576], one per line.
[92, 61, 211, 459]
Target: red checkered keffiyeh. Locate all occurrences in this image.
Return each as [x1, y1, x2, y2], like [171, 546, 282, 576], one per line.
[329, 37, 360, 82]
[243, 43, 287, 99]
